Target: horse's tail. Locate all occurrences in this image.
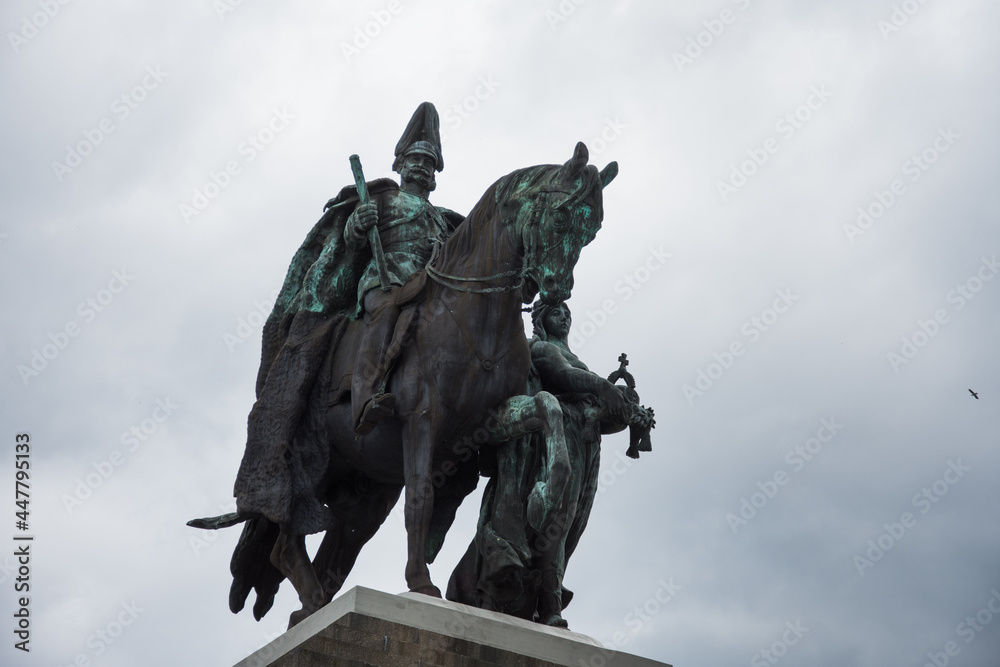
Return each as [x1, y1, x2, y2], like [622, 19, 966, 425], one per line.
[186, 512, 249, 530]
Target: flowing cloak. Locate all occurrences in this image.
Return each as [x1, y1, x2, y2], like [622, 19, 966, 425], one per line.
[232, 178, 462, 535]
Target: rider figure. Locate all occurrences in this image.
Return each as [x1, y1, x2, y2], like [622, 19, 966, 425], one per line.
[347, 102, 457, 434]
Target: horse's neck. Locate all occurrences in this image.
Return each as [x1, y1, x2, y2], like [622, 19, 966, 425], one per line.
[436, 187, 522, 284]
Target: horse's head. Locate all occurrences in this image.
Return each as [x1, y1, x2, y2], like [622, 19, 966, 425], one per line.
[496, 143, 618, 305]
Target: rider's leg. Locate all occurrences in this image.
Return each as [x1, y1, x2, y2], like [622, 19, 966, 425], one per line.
[352, 289, 400, 433]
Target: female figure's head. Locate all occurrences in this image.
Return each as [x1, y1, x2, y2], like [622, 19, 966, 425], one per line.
[532, 301, 571, 342]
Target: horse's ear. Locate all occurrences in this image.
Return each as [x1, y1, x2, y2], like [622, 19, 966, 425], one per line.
[600, 162, 619, 189]
[563, 141, 590, 176]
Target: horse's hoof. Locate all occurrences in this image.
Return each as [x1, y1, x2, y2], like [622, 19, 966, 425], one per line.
[410, 584, 442, 598]
[539, 613, 568, 629]
[288, 608, 311, 629]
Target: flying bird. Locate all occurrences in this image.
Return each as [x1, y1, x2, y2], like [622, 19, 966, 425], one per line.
[969, 389, 979, 399]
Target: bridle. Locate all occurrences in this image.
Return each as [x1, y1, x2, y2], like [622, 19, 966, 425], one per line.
[425, 262, 524, 294]
[425, 192, 548, 296]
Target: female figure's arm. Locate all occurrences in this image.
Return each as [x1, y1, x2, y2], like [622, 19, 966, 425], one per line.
[531, 341, 630, 421]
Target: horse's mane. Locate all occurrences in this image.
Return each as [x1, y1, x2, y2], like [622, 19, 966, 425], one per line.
[435, 163, 604, 275]
[496, 163, 604, 219]
[434, 180, 503, 271]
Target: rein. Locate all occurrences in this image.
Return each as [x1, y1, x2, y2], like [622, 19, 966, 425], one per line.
[424, 192, 545, 296]
[425, 260, 524, 294]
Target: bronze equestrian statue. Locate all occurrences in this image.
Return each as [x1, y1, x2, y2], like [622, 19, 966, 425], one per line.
[189, 102, 619, 628]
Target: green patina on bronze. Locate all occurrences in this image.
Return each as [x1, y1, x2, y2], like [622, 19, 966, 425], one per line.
[447, 300, 654, 628]
[187, 102, 646, 632]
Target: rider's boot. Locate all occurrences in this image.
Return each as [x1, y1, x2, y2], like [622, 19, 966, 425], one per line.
[358, 393, 395, 434]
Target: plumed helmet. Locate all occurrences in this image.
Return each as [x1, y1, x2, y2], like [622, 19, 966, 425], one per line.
[393, 102, 444, 173]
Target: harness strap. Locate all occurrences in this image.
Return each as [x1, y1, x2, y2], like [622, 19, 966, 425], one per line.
[425, 241, 525, 294]
[424, 190, 545, 295]
[437, 296, 521, 370]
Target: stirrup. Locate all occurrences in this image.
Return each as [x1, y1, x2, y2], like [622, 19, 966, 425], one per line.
[355, 393, 396, 435]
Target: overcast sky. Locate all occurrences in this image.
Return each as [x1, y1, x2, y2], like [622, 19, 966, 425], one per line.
[2, 1, 999, 666]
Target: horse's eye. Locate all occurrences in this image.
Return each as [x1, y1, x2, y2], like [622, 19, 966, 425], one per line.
[552, 210, 569, 229]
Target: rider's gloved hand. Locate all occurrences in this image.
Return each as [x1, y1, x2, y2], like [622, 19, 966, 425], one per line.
[346, 201, 379, 242]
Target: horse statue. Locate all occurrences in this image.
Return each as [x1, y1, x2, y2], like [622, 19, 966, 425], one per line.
[190, 142, 618, 628]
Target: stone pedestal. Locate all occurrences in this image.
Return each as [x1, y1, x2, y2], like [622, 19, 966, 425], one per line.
[234, 586, 670, 667]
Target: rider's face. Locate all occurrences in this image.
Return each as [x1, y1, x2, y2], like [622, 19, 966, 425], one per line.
[400, 153, 436, 190]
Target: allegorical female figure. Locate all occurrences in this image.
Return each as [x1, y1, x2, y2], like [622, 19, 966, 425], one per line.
[448, 301, 653, 627]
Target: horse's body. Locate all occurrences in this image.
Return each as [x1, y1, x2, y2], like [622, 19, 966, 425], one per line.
[216, 143, 618, 627]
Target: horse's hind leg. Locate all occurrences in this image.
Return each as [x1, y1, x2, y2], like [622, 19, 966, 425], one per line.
[270, 530, 330, 628]
[312, 483, 403, 601]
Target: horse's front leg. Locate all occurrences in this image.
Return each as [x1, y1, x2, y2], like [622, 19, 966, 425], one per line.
[401, 409, 441, 596]
[488, 391, 570, 532]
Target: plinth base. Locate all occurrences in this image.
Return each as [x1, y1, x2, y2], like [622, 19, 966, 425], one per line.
[234, 586, 670, 667]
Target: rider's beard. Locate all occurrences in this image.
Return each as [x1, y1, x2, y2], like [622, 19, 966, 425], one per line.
[402, 167, 436, 193]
